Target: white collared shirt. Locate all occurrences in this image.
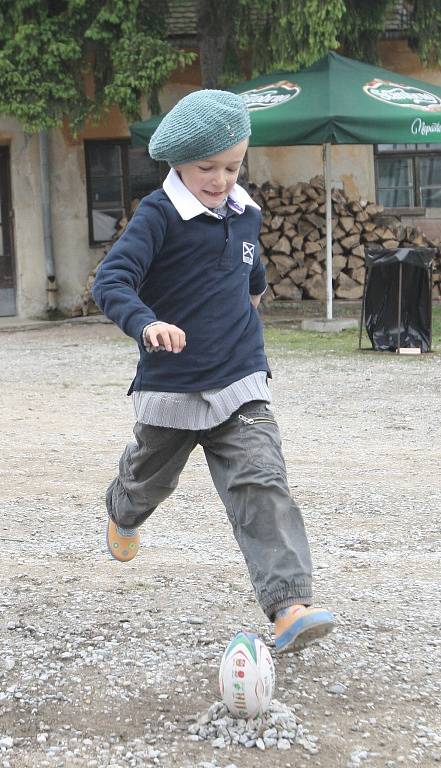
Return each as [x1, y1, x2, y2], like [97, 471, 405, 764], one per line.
[163, 168, 260, 220]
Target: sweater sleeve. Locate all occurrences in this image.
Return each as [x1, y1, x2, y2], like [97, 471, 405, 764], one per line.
[92, 196, 168, 343]
[249, 241, 267, 297]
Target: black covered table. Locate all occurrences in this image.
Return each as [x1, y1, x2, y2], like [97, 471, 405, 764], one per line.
[359, 247, 435, 353]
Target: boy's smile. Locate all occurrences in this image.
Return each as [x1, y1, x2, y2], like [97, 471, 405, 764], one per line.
[174, 138, 248, 209]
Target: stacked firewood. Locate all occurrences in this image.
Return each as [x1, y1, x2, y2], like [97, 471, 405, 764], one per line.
[77, 177, 441, 316]
[249, 176, 441, 303]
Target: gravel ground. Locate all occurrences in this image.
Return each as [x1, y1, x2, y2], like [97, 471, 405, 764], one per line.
[0, 320, 440, 768]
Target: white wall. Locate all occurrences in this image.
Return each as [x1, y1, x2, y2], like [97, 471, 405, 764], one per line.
[248, 144, 376, 201]
[50, 129, 105, 316]
[0, 118, 47, 318]
[0, 119, 106, 319]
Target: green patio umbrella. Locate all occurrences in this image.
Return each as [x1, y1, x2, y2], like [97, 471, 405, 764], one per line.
[131, 52, 441, 318]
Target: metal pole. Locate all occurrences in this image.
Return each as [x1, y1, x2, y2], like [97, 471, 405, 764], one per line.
[429, 262, 433, 352]
[39, 129, 57, 312]
[324, 142, 333, 320]
[397, 261, 402, 353]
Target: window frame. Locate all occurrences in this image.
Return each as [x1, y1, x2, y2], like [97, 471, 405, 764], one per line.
[84, 139, 161, 246]
[84, 139, 130, 246]
[374, 144, 441, 211]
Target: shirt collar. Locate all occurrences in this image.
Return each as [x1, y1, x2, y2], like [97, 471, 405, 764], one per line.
[163, 168, 260, 220]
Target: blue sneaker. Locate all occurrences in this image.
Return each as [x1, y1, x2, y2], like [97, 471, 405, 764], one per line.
[274, 605, 335, 653]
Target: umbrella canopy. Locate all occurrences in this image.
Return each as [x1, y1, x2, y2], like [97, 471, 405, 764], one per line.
[131, 52, 441, 148]
[131, 113, 163, 146]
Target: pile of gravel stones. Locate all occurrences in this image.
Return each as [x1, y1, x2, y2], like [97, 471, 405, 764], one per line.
[187, 698, 319, 753]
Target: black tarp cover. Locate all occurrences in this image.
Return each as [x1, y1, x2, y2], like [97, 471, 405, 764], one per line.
[364, 248, 435, 352]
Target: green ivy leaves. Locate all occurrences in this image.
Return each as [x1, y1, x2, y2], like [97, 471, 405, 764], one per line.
[0, 0, 194, 132]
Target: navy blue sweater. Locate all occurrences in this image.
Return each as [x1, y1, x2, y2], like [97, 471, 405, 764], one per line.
[92, 189, 269, 393]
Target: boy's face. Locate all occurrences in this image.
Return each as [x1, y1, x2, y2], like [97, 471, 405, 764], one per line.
[175, 138, 248, 208]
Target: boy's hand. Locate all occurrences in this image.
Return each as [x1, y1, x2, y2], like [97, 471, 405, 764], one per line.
[250, 292, 263, 308]
[143, 323, 186, 353]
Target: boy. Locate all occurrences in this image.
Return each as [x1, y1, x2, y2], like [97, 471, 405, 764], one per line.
[92, 89, 334, 652]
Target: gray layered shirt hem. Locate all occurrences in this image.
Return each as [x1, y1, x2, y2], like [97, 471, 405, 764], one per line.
[133, 371, 271, 430]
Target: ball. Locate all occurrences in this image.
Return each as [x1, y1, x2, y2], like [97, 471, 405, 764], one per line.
[219, 631, 275, 718]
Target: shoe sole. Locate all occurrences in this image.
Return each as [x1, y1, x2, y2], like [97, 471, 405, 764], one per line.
[106, 520, 139, 562]
[276, 615, 335, 654]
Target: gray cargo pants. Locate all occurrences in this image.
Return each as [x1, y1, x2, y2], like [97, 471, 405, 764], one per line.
[106, 400, 313, 619]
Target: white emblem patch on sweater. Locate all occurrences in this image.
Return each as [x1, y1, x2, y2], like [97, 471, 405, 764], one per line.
[243, 242, 255, 264]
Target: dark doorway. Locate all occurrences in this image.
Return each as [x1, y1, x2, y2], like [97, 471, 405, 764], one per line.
[0, 147, 16, 316]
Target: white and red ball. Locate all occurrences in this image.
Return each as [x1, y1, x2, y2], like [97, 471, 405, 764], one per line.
[219, 631, 275, 719]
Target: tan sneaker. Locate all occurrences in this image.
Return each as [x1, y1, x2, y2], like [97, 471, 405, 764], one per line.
[106, 519, 140, 562]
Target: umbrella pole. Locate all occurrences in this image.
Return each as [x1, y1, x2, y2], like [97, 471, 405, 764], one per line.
[324, 142, 333, 320]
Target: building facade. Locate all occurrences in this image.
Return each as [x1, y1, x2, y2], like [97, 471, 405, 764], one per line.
[1, 17, 441, 318]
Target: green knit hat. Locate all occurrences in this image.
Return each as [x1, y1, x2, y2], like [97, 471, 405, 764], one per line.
[148, 89, 251, 165]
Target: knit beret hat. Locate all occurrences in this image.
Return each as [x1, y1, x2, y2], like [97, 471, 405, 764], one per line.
[148, 89, 251, 165]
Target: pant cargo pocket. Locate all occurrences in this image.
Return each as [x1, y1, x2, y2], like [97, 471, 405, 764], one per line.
[238, 408, 287, 473]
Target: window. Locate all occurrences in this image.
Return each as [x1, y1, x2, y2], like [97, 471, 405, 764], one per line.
[375, 143, 441, 209]
[85, 140, 161, 244]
